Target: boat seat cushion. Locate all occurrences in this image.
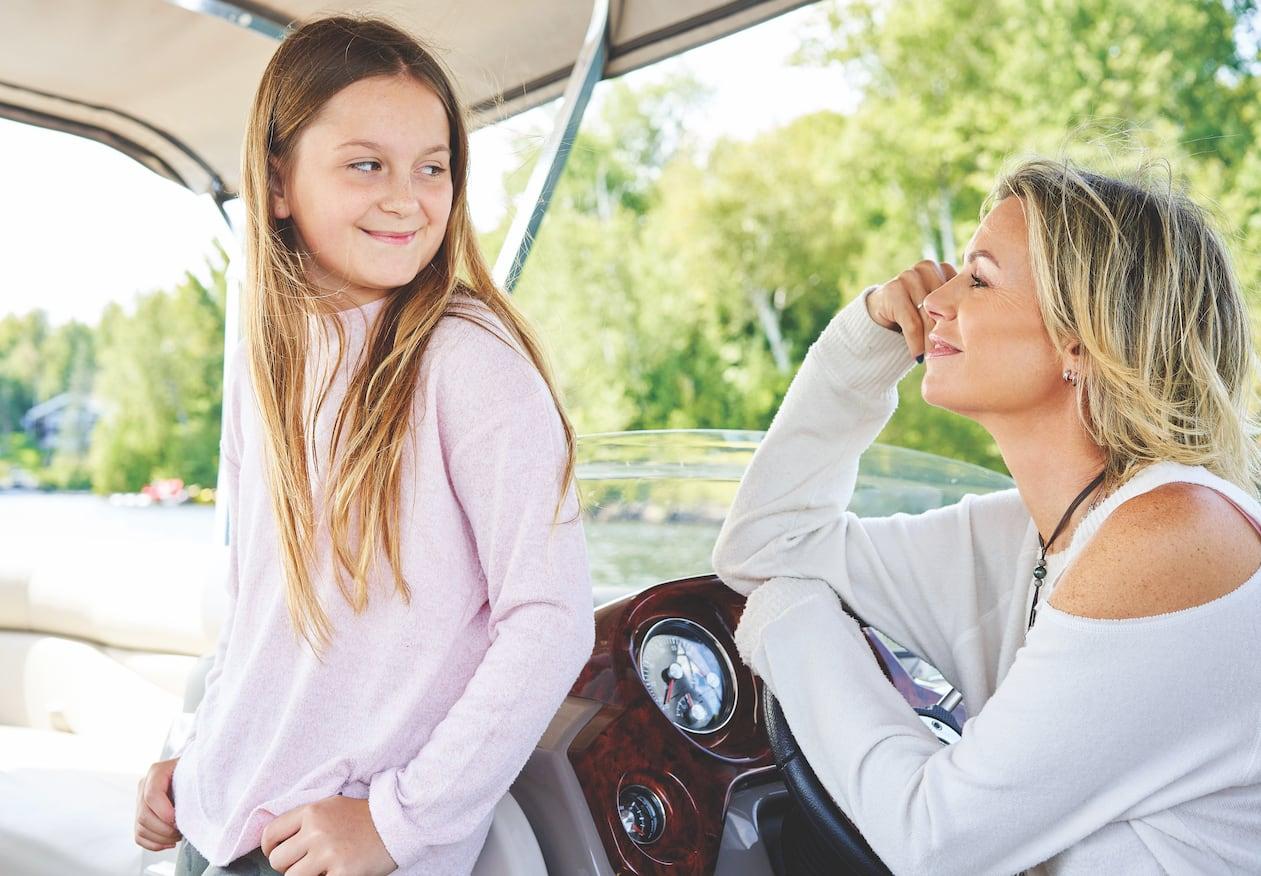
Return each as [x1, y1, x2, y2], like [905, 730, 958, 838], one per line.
[0, 536, 226, 655]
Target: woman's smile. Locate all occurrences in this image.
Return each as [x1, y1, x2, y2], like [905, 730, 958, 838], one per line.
[926, 333, 963, 359]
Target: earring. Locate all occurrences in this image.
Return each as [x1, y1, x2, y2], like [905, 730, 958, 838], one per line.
[1062, 369, 1077, 386]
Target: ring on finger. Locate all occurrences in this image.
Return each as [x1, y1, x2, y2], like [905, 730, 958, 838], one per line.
[917, 301, 926, 310]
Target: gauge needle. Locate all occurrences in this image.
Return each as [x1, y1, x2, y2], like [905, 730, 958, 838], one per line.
[663, 678, 674, 705]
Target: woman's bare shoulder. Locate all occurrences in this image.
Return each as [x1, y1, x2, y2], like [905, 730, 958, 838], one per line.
[1048, 482, 1261, 620]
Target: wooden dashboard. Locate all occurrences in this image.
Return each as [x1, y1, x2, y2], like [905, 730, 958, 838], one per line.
[566, 575, 949, 875]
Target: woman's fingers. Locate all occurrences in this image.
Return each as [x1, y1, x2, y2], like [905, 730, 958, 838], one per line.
[893, 293, 927, 360]
[914, 260, 944, 290]
[865, 259, 953, 360]
[895, 267, 931, 358]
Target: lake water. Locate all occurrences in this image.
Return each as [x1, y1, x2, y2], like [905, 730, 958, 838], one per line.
[0, 490, 949, 693]
[0, 491, 722, 599]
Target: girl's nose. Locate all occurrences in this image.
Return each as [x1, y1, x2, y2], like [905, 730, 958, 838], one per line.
[380, 176, 421, 216]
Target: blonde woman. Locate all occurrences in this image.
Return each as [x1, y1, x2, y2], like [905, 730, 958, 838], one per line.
[132, 15, 593, 876]
[714, 159, 1261, 874]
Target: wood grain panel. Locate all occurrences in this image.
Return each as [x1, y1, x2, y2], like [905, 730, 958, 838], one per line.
[568, 574, 961, 874]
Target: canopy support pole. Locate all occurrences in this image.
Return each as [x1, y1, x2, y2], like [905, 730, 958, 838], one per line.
[491, 0, 609, 292]
[164, 1, 291, 40]
[212, 197, 242, 548]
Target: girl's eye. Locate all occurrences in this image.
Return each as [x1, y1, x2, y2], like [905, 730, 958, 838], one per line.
[349, 160, 381, 173]
[418, 164, 447, 178]
[969, 272, 988, 288]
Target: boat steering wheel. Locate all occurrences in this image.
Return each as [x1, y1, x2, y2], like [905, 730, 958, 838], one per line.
[763, 687, 893, 875]
[762, 633, 965, 875]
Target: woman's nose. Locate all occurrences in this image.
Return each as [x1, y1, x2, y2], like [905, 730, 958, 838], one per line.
[923, 271, 962, 322]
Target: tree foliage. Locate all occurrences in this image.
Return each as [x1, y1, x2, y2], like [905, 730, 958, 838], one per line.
[4, 0, 1260, 488]
[508, 0, 1261, 472]
[87, 245, 227, 492]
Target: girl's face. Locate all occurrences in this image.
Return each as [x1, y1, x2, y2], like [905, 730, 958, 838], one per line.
[271, 74, 454, 308]
[920, 197, 1069, 422]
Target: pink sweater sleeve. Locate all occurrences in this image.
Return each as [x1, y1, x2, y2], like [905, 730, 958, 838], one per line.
[366, 321, 595, 867]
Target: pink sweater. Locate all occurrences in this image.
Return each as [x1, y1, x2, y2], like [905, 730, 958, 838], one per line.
[171, 294, 594, 874]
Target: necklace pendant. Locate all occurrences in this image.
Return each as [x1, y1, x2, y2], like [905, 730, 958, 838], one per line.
[1033, 561, 1047, 581]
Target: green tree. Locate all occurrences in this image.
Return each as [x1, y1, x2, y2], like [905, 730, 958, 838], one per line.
[88, 244, 227, 492]
[498, 0, 1260, 473]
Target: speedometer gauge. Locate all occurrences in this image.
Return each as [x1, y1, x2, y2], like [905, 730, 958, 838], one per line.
[637, 618, 737, 734]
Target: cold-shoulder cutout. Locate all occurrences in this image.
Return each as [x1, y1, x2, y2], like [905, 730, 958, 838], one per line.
[1047, 481, 1261, 621]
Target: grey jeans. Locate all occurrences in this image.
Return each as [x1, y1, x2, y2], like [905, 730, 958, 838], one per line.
[174, 839, 283, 876]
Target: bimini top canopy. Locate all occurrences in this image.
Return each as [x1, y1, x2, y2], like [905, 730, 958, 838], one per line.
[0, 0, 809, 198]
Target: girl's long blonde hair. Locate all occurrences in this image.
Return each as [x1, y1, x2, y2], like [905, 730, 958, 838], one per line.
[239, 15, 576, 655]
[990, 158, 1261, 496]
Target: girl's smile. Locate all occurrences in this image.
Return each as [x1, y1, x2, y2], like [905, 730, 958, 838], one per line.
[362, 229, 418, 246]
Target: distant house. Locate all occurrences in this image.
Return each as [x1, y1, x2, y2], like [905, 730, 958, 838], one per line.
[20, 393, 101, 456]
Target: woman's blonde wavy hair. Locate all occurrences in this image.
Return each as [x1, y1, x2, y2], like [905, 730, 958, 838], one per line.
[988, 158, 1261, 497]
[239, 15, 576, 656]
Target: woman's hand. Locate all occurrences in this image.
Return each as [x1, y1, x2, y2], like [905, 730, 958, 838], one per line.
[134, 757, 182, 851]
[261, 796, 397, 876]
[864, 259, 956, 360]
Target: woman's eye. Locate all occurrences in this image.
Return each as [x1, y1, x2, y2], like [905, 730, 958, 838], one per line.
[349, 160, 381, 173]
[418, 164, 447, 178]
[969, 273, 988, 288]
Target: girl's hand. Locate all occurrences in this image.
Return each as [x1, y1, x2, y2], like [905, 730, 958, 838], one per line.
[134, 757, 182, 851]
[864, 259, 956, 360]
[261, 796, 397, 876]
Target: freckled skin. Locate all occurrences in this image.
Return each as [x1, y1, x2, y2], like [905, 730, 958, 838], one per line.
[1050, 483, 1261, 620]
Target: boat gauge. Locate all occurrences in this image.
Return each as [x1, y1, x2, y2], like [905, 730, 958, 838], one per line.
[637, 618, 736, 734]
[617, 785, 665, 845]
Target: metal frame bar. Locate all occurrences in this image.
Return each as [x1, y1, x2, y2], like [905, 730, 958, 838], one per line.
[211, 202, 242, 547]
[163, 0, 287, 545]
[492, 0, 610, 292]
[164, 0, 291, 40]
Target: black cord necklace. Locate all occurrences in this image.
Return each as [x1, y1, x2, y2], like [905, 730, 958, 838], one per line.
[1027, 471, 1107, 631]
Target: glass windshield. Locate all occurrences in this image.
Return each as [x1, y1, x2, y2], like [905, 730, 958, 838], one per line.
[577, 429, 1012, 599]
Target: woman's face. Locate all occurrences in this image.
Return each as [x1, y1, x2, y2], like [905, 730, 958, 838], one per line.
[920, 196, 1068, 422]
[270, 74, 454, 308]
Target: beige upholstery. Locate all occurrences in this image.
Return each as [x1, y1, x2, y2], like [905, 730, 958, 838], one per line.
[0, 725, 149, 876]
[2, 535, 549, 875]
[0, 631, 191, 759]
[1, 534, 216, 876]
[0, 535, 227, 656]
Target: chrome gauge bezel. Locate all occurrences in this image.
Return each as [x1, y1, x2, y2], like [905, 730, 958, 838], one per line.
[636, 617, 738, 735]
[617, 784, 666, 845]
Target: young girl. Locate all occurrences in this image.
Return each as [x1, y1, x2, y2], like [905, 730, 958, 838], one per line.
[132, 16, 594, 876]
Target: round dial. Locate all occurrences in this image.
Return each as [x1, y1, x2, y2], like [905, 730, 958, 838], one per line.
[637, 618, 736, 734]
[617, 785, 665, 845]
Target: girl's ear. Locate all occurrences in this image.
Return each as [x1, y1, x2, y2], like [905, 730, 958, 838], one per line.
[269, 158, 292, 220]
